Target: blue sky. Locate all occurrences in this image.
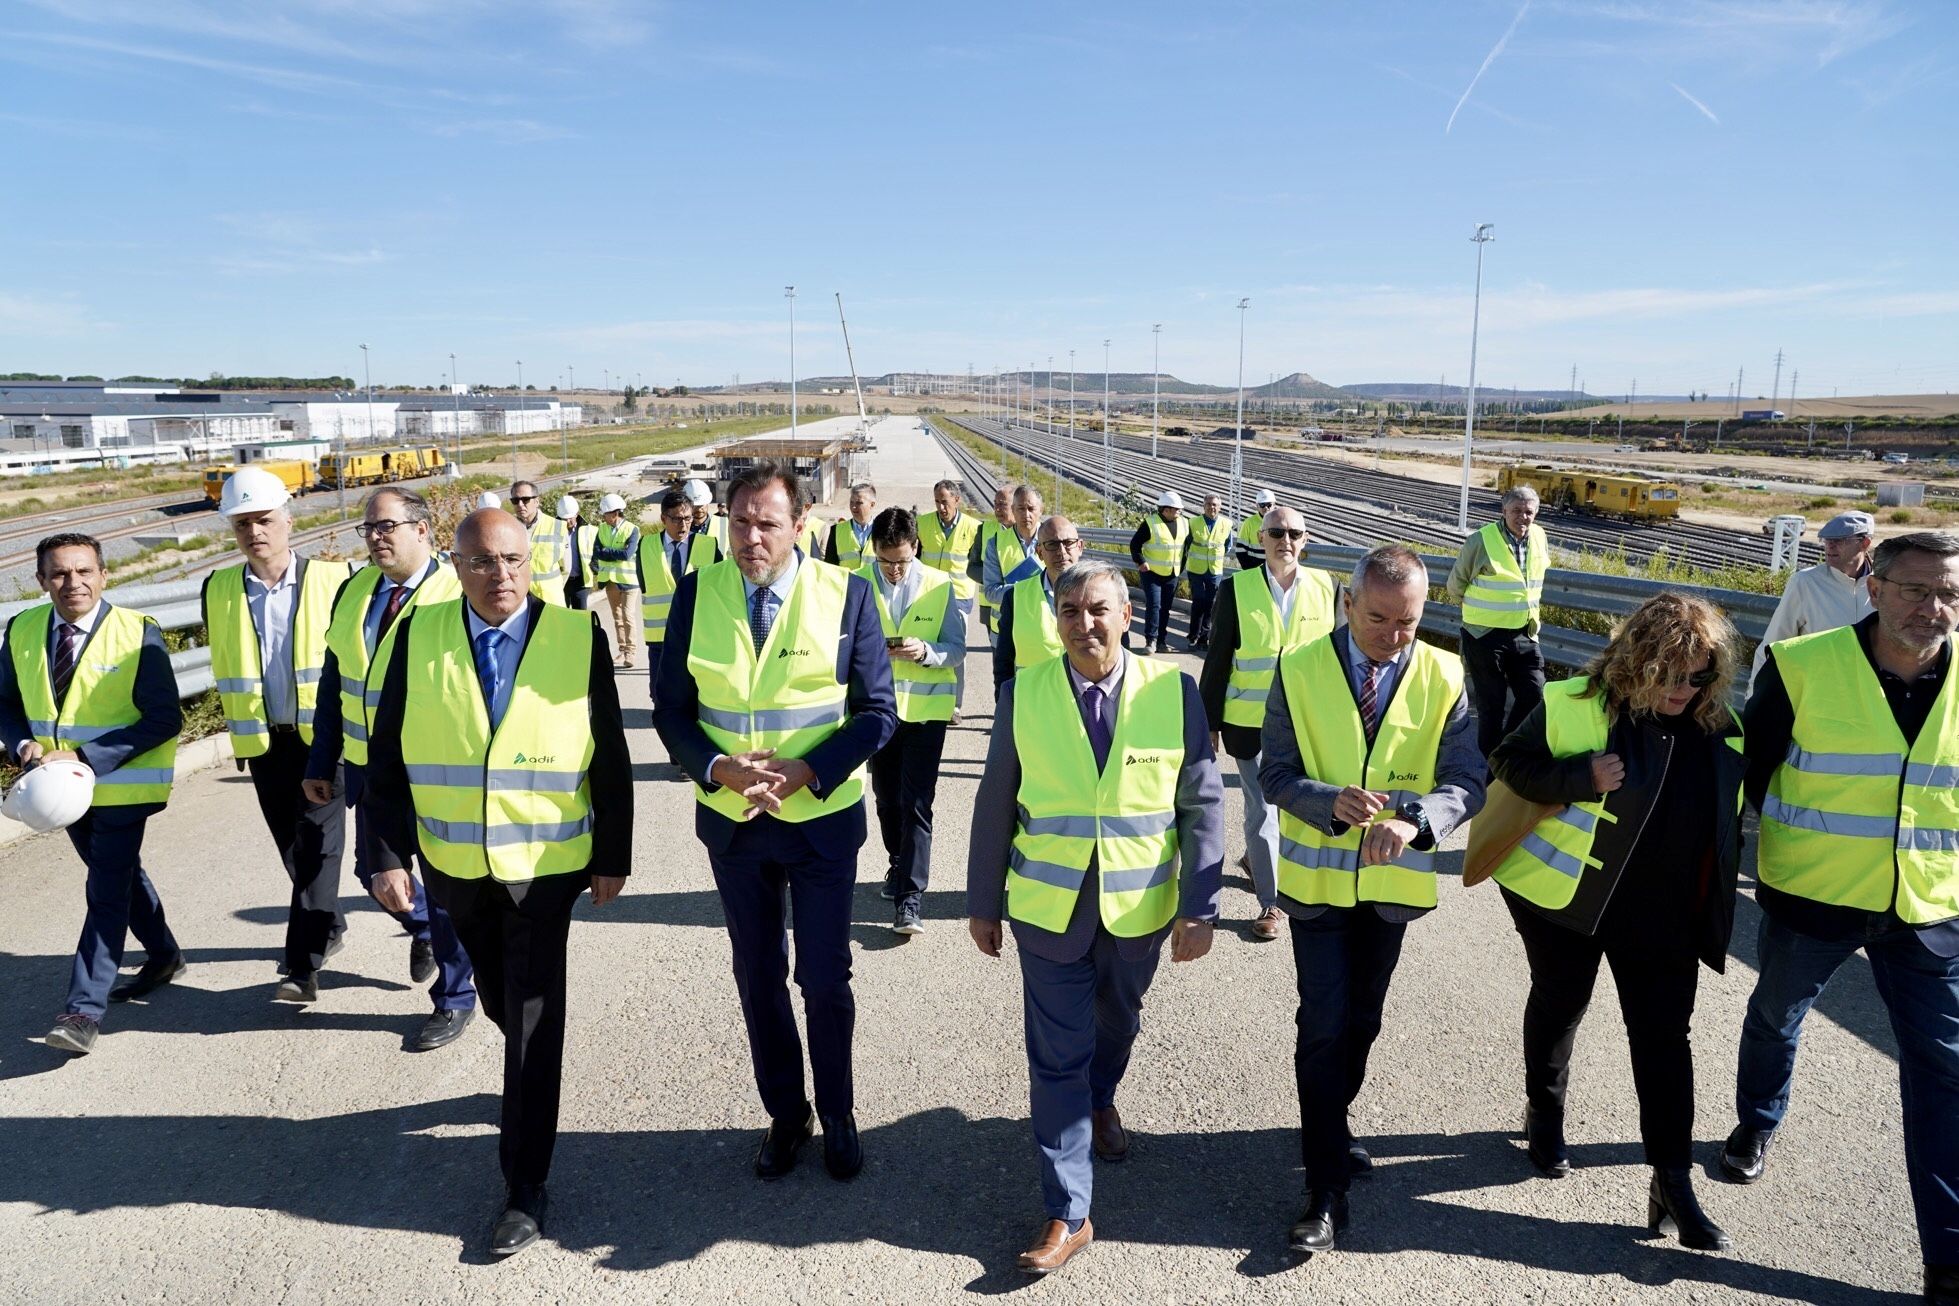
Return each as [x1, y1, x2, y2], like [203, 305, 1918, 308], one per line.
[3, 0, 1955, 397]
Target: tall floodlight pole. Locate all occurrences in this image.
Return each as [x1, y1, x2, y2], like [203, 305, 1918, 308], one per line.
[785, 286, 798, 437]
[1067, 349, 1076, 465]
[1232, 299, 1249, 518]
[1151, 323, 1162, 459]
[450, 351, 460, 466]
[1102, 338, 1113, 525]
[1458, 224, 1495, 532]
[559, 366, 571, 471]
[514, 359, 524, 475]
[350, 343, 370, 515]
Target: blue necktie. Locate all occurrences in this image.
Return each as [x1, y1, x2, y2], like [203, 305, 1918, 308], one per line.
[475, 627, 507, 728]
[750, 586, 776, 655]
[1082, 685, 1113, 772]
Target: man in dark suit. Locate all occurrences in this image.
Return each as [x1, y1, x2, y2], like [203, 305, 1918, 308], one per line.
[654, 460, 897, 1183]
[967, 558, 1223, 1276]
[366, 508, 632, 1256]
[0, 532, 184, 1055]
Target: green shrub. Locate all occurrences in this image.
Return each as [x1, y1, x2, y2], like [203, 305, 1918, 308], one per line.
[1891, 509, 1915, 524]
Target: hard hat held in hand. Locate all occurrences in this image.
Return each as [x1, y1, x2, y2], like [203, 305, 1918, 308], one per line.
[598, 493, 627, 514]
[555, 495, 579, 521]
[218, 467, 292, 517]
[2, 760, 95, 832]
[477, 490, 502, 509]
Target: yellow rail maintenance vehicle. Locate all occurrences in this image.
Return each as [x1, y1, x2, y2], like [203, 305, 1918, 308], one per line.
[1497, 464, 1681, 521]
[202, 459, 316, 505]
[318, 445, 447, 488]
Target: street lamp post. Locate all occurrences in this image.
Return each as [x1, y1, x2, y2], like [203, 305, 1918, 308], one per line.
[1151, 323, 1162, 459]
[1102, 338, 1112, 525]
[1232, 299, 1249, 518]
[352, 343, 372, 516]
[1458, 223, 1495, 532]
[785, 286, 798, 437]
[514, 359, 525, 476]
[450, 351, 460, 467]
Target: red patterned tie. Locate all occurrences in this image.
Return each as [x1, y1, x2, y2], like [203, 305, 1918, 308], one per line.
[1359, 660, 1382, 741]
[377, 584, 410, 638]
[51, 623, 80, 706]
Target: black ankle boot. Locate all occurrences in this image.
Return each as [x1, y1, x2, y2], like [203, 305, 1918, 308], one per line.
[1647, 1167, 1732, 1251]
[1523, 1105, 1570, 1177]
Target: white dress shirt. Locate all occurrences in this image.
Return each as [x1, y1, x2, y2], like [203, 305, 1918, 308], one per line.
[244, 552, 299, 725]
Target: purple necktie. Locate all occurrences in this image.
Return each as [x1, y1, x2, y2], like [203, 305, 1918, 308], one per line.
[1082, 685, 1113, 771]
[51, 623, 80, 706]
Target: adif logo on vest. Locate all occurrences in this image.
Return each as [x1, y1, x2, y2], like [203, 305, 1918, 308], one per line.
[1126, 753, 1169, 766]
[512, 752, 556, 765]
[776, 646, 812, 659]
[1387, 770, 1422, 783]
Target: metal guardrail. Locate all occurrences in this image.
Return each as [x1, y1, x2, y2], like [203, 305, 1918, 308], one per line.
[0, 579, 214, 700]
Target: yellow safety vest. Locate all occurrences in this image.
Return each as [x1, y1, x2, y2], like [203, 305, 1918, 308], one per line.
[526, 516, 568, 605]
[1461, 521, 1547, 630]
[1222, 567, 1338, 729]
[918, 511, 981, 601]
[205, 557, 348, 757]
[590, 520, 639, 588]
[1275, 636, 1463, 910]
[398, 600, 596, 882]
[1237, 513, 1266, 562]
[831, 519, 872, 570]
[8, 604, 176, 806]
[687, 558, 864, 822]
[1010, 573, 1065, 672]
[635, 531, 690, 646]
[321, 561, 462, 768]
[687, 526, 722, 571]
[801, 516, 826, 559]
[983, 523, 1032, 609]
[1759, 626, 1959, 925]
[862, 564, 957, 723]
[1142, 515, 1190, 577]
[1007, 655, 1185, 936]
[1187, 516, 1233, 576]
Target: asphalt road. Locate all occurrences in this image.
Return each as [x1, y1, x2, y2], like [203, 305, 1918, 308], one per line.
[0, 418, 1925, 1304]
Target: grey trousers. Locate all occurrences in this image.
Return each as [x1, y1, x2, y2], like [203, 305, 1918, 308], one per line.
[1236, 753, 1279, 909]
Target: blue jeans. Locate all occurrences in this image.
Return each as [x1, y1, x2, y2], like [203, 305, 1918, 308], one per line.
[348, 766, 476, 1012]
[1138, 572, 1178, 647]
[1736, 909, 1959, 1263]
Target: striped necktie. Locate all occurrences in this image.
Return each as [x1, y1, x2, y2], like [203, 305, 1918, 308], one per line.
[51, 622, 80, 706]
[1359, 660, 1383, 741]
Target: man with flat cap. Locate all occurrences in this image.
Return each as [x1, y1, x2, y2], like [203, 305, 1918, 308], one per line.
[1751, 510, 1876, 685]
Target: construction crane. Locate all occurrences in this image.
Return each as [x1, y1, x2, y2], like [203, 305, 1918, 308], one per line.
[835, 292, 870, 443]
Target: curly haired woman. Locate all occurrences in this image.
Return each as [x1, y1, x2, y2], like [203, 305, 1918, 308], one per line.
[1487, 592, 1745, 1251]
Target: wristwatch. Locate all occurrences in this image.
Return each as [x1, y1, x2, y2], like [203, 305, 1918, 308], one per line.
[1394, 800, 1430, 842]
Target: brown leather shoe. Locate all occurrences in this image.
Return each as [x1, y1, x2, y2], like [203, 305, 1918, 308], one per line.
[1250, 906, 1286, 942]
[1016, 1217, 1093, 1275]
[1091, 1106, 1129, 1162]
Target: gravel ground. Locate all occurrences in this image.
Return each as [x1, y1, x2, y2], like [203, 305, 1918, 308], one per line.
[0, 420, 1925, 1304]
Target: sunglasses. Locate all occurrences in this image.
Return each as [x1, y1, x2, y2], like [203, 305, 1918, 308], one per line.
[509, 495, 539, 506]
[1665, 668, 1720, 689]
[1264, 528, 1306, 541]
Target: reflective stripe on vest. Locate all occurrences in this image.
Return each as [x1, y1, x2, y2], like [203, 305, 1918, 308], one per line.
[322, 561, 462, 768]
[1460, 521, 1547, 629]
[1008, 655, 1185, 937]
[1237, 513, 1266, 561]
[205, 558, 346, 758]
[1275, 636, 1463, 909]
[918, 512, 981, 601]
[832, 519, 871, 570]
[688, 558, 864, 822]
[1760, 625, 1959, 925]
[399, 599, 596, 882]
[527, 516, 568, 604]
[590, 520, 639, 587]
[635, 532, 685, 645]
[862, 563, 956, 723]
[1222, 567, 1337, 729]
[8, 604, 177, 806]
[1489, 678, 1620, 909]
[1010, 573, 1065, 673]
[1142, 514, 1190, 577]
[1187, 516, 1233, 575]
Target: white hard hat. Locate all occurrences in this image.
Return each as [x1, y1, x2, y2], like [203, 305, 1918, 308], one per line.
[681, 479, 711, 506]
[2, 760, 95, 832]
[1255, 488, 1275, 506]
[218, 466, 291, 517]
[555, 495, 579, 520]
[476, 490, 502, 509]
[599, 493, 627, 514]
[1156, 489, 1185, 510]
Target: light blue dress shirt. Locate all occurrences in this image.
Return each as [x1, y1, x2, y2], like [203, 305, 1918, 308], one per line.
[463, 600, 533, 728]
[1342, 630, 1406, 722]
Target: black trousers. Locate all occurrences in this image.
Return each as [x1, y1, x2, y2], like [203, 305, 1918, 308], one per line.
[1461, 626, 1547, 757]
[244, 731, 345, 978]
[1505, 891, 1700, 1170]
[868, 719, 948, 902]
[1289, 908, 1408, 1192]
[426, 867, 589, 1190]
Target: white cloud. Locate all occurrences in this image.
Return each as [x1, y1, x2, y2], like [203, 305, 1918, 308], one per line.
[0, 290, 99, 337]
[1448, 1, 1533, 133]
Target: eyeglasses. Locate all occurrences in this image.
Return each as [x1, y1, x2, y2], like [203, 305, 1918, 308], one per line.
[509, 495, 539, 507]
[1039, 537, 1084, 552]
[1877, 577, 1959, 607]
[354, 519, 418, 539]
[463, 553, 529, 575]
[1264, 528, 1307, 541]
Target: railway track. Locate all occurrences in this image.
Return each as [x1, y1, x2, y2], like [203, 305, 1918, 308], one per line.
[949, 417, 1815, 571]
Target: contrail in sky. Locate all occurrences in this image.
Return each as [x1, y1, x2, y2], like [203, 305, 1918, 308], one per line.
[1670, 82, 1721, 124]
[1447, 0, 1531, 134]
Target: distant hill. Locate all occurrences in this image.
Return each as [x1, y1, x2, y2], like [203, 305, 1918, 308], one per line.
[711, 370, 1363, 400]
[1245, 371, 1353, 401]
[1345, 382, 1696, 404]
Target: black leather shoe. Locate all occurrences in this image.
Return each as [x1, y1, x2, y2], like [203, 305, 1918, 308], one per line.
[1718, 1125, 1773, 1184]
[110, 952, 187, 1003]
[276, 934, 342, 977]
[409, 938, 436, 985]
[1346, 1137, 1373, 1177]
[413, 1006, 474, 1052]
[1524, 1105, 1571, 1177]
[753, 1110, 814, 1179]
[1926, 1263, 1959, 1305]
[821, 1113, 863, 1181]
[491, 1183, 546, 1256]
[272, 973, 318, 1004]
[1288, 1189, 1348, 1253]
[1648, 1166, 1732, 1251]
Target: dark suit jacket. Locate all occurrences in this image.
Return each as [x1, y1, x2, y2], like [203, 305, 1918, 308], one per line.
[652, 553, 898, 862]
[0, 601, 181, 799]
[365, 595, 634, 883]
